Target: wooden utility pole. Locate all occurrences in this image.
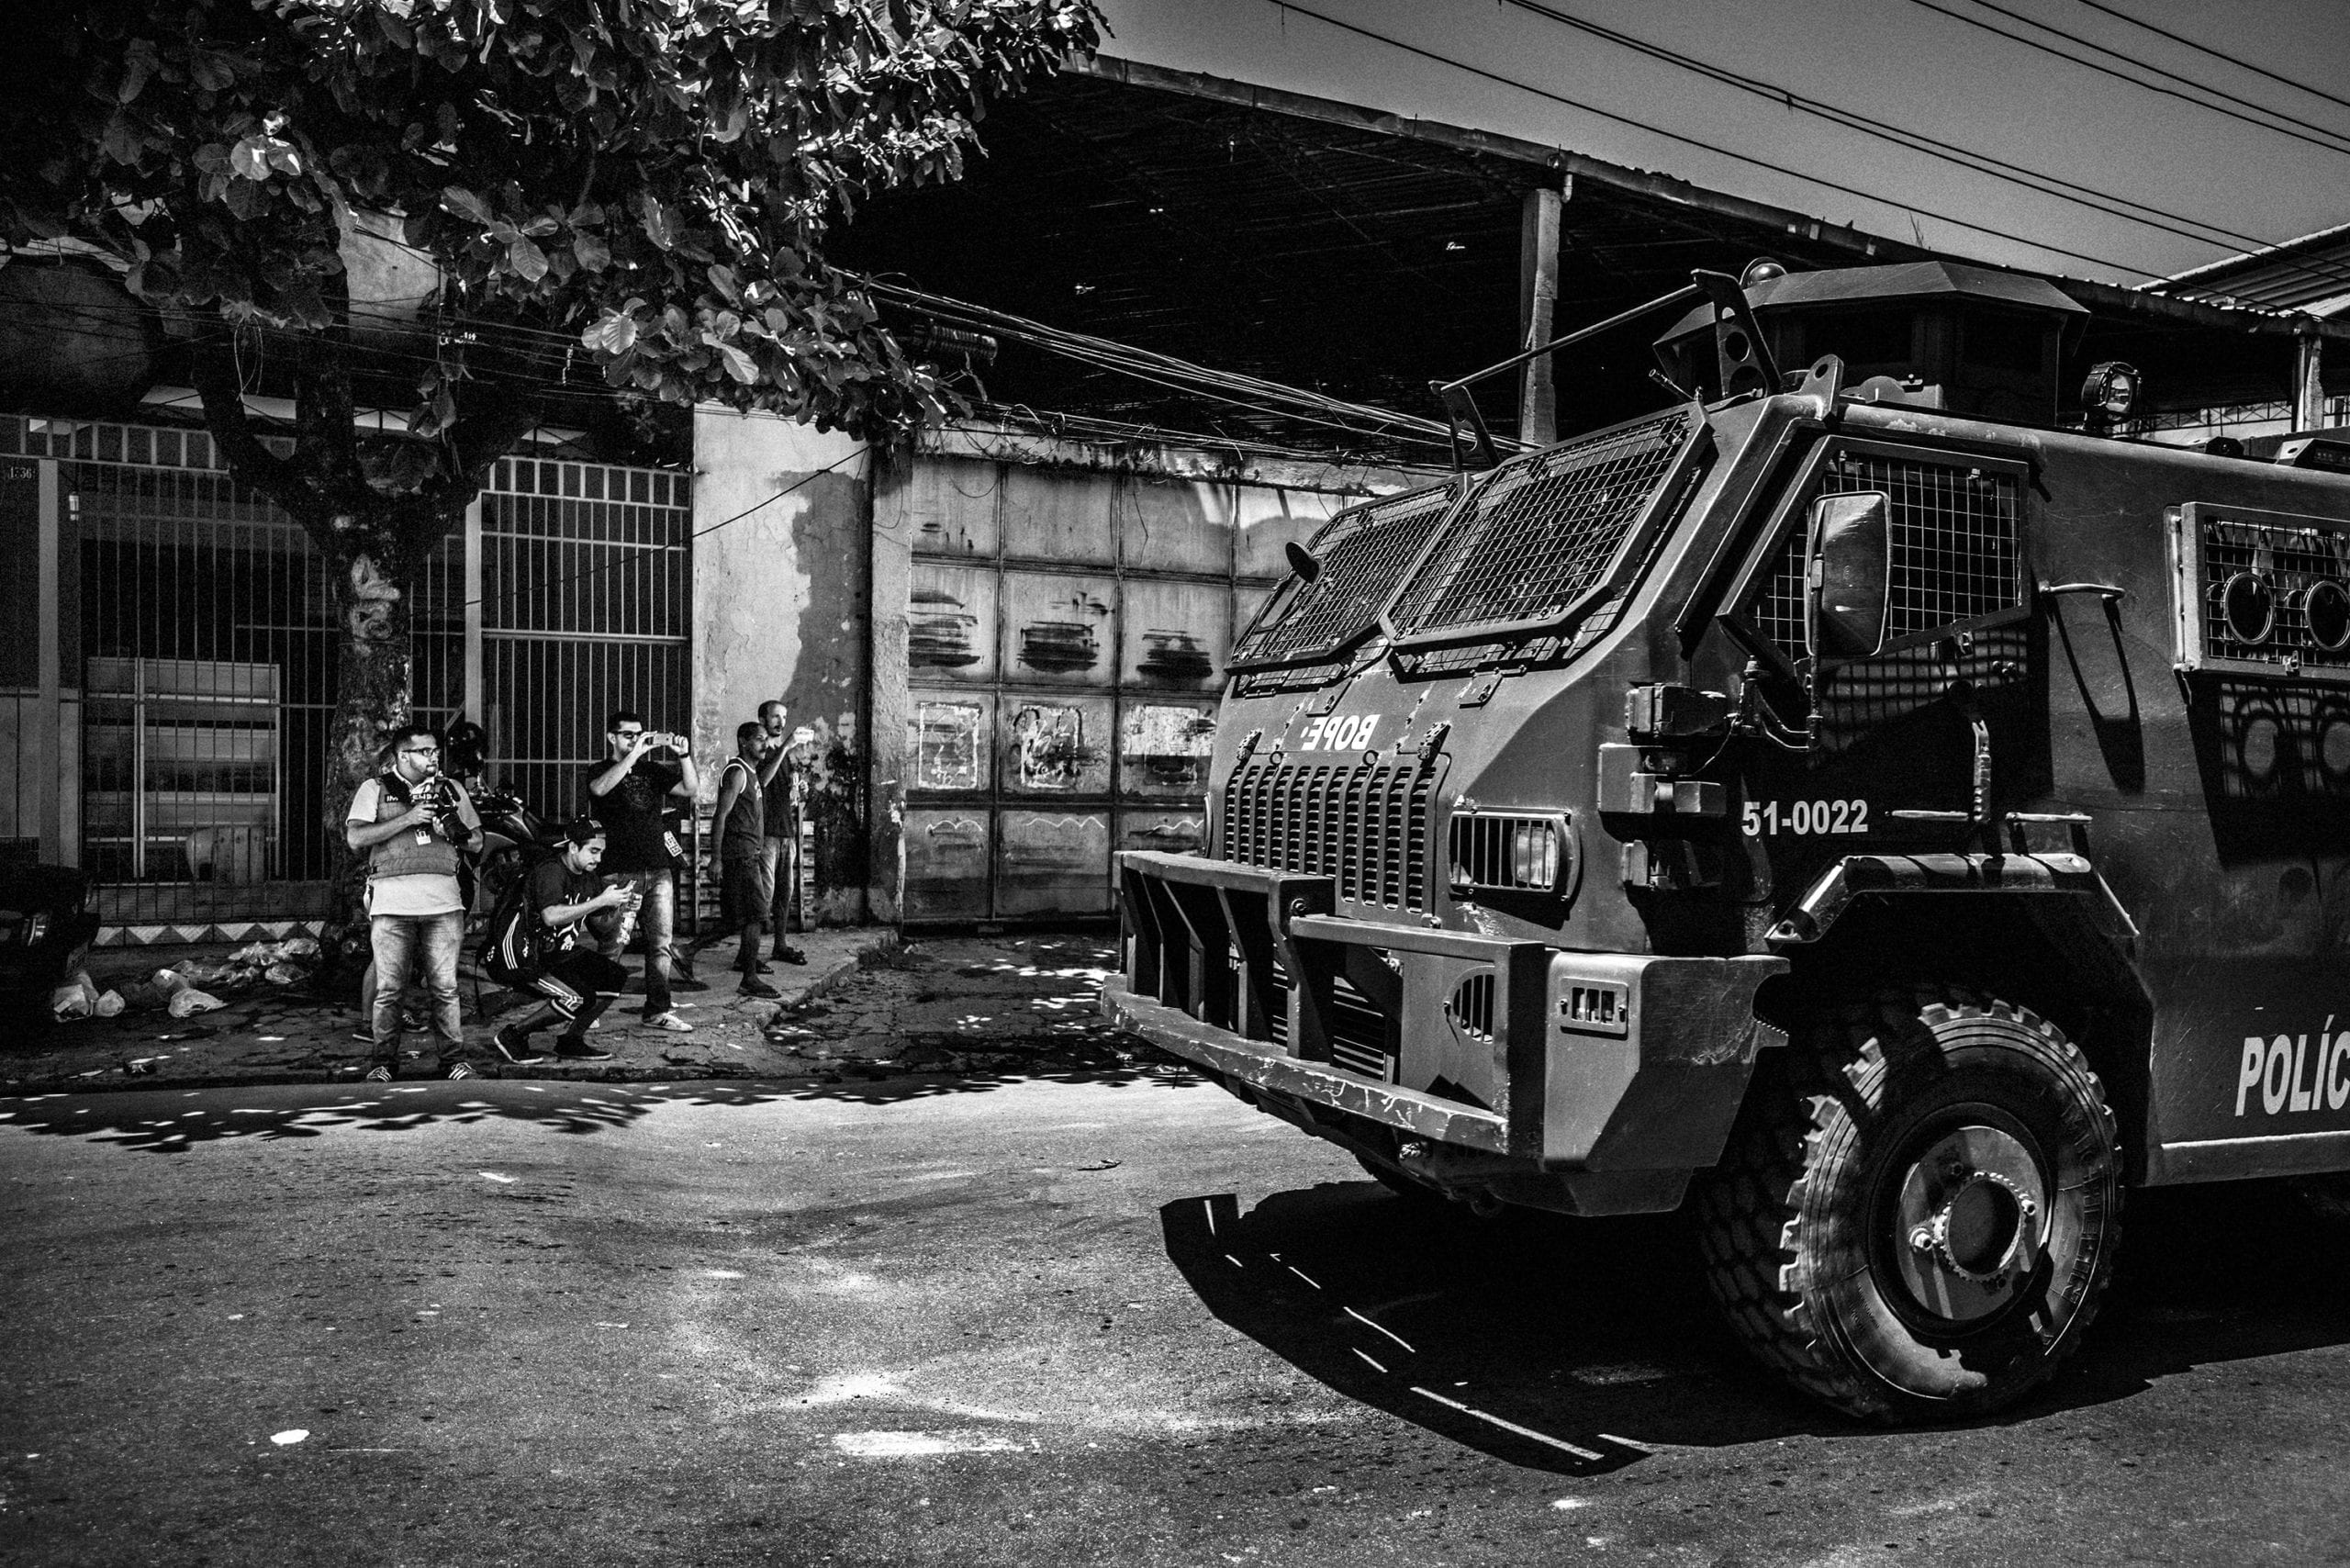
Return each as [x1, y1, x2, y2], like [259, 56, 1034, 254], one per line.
[1517, 182, 1563, 448]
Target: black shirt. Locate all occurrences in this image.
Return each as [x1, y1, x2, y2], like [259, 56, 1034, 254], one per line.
[527, 857, 603, 952]
[719, 757, 766, 859]
[582, 755, 682, 873]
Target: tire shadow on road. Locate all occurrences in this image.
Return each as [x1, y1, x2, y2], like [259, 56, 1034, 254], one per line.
[1159, 1177, 2350, 1472]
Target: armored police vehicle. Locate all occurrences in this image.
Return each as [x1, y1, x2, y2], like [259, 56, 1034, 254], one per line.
[1102, 259, 2350, 1421]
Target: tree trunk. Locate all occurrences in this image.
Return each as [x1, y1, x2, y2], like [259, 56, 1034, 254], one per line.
[317, 520, 434, 970]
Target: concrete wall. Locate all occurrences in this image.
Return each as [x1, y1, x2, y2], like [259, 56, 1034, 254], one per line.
[690, 407, 872, 924]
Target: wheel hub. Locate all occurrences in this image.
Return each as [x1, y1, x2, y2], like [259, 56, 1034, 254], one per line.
[1891, 1124, 2045, 1324]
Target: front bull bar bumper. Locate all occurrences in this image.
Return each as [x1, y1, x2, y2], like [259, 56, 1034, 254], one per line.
[1104, 851, 1787, 1210]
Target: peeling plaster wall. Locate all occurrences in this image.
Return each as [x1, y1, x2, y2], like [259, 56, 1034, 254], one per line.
[690, 406, 871, 925]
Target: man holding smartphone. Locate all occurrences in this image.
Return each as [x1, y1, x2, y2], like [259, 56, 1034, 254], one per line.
[583, 709, 699, 1032]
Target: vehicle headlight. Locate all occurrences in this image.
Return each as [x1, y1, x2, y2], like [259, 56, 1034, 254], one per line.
[1448, 811, 1572, 896]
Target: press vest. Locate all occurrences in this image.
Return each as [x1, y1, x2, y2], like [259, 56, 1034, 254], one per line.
[366, 774, 463, 882]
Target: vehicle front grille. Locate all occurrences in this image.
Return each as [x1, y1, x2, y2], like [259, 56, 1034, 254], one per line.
[1218, 755, 1434, 911]
[1326, 972, 1394, 1081]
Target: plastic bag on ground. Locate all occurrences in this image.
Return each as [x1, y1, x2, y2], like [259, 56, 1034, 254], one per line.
[167, 987, 226, 1017]
[50, 973, 100, 1021]
[118, 980, 170, 1012]
[95, 990, 124, 1017]
[229, 936, 321, 969]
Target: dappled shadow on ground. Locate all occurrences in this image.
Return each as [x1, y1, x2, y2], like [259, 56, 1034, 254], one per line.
[1162, 1178, 2350, 1474]
[0, 1065, 1219, 1155]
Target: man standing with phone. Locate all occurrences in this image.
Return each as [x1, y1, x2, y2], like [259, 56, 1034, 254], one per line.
[584, 710, 699, 1032]
[756, 699, 809, 966]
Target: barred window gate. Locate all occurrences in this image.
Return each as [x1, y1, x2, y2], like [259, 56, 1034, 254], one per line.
[0, 413, 689, 943]
[478, 456, 693, 833]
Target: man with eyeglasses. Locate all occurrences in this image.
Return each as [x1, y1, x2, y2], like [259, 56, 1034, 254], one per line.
[346, 723, 483, 1080]
[584, 709, 700, 1033]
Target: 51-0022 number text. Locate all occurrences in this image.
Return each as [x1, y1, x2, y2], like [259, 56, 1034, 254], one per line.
[1741, 799, 1869, 836]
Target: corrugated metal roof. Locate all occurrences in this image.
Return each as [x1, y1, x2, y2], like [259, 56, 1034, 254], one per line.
[835, 58, 2347, 450]
[2151, 220, 2350, 316]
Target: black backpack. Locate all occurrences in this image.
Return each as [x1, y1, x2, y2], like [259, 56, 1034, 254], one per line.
[481, 850, 554, 986]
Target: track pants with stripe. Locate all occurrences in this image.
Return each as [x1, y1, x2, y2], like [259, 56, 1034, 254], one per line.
[515, 948, 628, 1042]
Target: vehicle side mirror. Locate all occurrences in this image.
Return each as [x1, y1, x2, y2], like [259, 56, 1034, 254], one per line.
[1805, 490, 1892, 660]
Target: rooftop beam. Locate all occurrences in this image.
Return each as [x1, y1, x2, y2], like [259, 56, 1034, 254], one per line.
[1069, 55, 1912, 265]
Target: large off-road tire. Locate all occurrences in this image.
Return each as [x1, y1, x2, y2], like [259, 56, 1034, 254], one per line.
[1694, 985, 2123, 1422]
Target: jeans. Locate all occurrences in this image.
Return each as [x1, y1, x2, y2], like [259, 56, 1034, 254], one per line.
[599, 867, 676, 1015]
[761, 832, 799, 944]
[370, 910, 465, 1061]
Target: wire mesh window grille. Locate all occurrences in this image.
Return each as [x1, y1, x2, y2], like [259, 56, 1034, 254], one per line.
[1388, 409, 1696, 638]
[2198, 515, 2350, 673]
[1746, 449, 2024, 651]
[1810, 627, 2031, 753]
[1230, 482, 1453, 667]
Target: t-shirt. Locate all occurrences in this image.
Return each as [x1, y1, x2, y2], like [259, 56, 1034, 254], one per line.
[348, 776, 464, 918]
[582, 755, 682, 873]
[527, 856, 603, 953]
[719, 757, 765, 859]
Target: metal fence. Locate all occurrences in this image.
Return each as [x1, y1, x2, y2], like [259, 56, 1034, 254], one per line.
[0, 411, 689, 940]
[477, 455, 694, 825]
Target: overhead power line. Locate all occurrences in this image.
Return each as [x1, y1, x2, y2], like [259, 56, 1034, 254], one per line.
[1264, 0, 2166, 278]
[2067, 0, 2350, 118]
[1494, 0, 2350, 297]
[1903, 0, 2350, 159]
[860, 274, 1488, 454]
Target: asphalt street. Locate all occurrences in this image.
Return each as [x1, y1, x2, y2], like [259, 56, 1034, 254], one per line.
[7, 1063, 2350, 1566]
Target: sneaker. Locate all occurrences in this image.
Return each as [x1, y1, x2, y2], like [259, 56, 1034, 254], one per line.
[445, 1061, 477, 1080]
[738, 977, 781, 999]
[552, 1040, 615, 1061]
[491, 1025, 544, 1065]
[643, 1010, 696, 1034]
[775, 945, 808, 966]
[351, 1026, 376, 1045]
[363, 1064, 395, 1082]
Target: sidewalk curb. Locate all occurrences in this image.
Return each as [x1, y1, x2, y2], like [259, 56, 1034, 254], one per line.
[1, 928, 900, 1099]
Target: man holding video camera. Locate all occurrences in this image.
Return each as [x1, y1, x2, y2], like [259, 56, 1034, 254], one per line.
[346, 723, 482, 1080]
[584, 710, 700, 1032]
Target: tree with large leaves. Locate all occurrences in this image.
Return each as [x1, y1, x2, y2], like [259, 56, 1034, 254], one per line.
[2, 0, 1098, 935]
